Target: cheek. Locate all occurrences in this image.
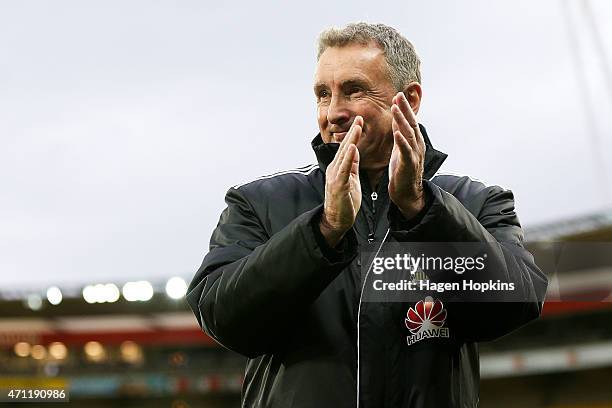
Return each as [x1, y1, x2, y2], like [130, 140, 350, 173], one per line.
[317, 108, 332, 143]
[361, 114, 393, 143]
[363, 102, 390, 124]
[375, 111, 393, 132]
[317, 107, 328, 126]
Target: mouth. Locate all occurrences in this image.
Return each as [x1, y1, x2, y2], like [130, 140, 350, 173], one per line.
[332, 132, 348, 143]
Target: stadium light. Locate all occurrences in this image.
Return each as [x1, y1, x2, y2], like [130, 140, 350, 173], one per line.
[103, 283, 120, 303]
[84, 341, 106, 362]
[122, 281, 154, 302]
[46, 286, 63, 305]
[165, 277, 187, 299]
[26, 294, 43, 311]
[48, 342, 68, 360]
[82, 285, 97, 304]
[82, 283, 121, 303]
[14, 342, 30, 357]
[31, 344, 47, 360]
[120, 341, 143, 364]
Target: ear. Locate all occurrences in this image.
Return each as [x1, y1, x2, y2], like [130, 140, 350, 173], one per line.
[402, 82, 422, 115]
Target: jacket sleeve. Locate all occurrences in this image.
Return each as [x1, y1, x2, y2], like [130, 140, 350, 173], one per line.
[388, 179, 549, 342]
[187, 187, 358, 358]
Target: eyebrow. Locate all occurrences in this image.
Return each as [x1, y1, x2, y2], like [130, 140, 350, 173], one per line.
[313, 78, 370, 93]
[341, 79, 369, 89]
[313, 82, 327, 92]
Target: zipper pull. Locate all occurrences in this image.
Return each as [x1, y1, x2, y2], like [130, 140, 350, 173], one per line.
[371, 192, 378, 214]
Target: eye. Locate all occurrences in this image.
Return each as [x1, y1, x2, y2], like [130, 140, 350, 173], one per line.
[316, 89, 331, 102]
[348, 86, 364, 96]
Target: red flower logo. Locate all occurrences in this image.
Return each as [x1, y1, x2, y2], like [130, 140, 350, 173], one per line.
[405, 297, 447, 334]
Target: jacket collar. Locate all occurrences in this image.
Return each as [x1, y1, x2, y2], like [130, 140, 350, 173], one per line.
[311, 123, 448, 180]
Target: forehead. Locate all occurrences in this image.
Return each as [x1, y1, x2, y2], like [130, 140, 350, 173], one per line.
[314, 42, 390, 86]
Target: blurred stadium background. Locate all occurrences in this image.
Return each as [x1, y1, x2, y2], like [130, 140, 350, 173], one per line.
[2, 211, 612, 407]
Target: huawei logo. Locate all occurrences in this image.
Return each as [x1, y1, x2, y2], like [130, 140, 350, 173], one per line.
[404, 296, 449, 344]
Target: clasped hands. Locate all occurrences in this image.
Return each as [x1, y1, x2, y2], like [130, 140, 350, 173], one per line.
[319, 92, 427, 247]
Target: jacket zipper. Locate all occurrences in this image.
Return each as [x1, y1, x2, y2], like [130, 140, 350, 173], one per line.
[371, 192, 378, 214]
[367, 192, 378, 243]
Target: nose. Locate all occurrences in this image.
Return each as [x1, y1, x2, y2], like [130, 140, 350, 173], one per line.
[327, 94, 351, 128]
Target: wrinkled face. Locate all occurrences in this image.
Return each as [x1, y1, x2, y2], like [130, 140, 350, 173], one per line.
[314, 42, 398, 170]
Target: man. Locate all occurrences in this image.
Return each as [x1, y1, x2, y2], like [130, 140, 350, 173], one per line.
[188, 22, 548, 407]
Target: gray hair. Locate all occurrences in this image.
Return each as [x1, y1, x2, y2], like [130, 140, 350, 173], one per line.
[316, 22, 421, 90]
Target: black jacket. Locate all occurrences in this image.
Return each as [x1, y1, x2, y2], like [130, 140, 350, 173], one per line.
[187, 126, 548, 408]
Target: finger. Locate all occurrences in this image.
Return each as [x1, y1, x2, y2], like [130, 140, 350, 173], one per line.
[334, 116, 362, 161]
[397, 92, 425, 153]
[396, 92, 418, 128]
[338, 144, 358, 182]
[335, 117, 362, 166]
[331, 118, 356, 166]
[391, 104, 418, 151]
[339, 116, 360, 150]
[351, 146, 360, 176]
[339, 123, 362, 180]
[393, 130, 413, 162]
[344, 124, 362, 163]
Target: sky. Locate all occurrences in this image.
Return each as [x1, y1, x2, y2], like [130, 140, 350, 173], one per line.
[2, 0, 612, 289]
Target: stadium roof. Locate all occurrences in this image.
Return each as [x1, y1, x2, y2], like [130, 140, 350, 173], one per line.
[525, 208, 612, 242]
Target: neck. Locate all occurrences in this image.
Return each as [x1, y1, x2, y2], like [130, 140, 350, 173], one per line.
[365, 167, 386, 191]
